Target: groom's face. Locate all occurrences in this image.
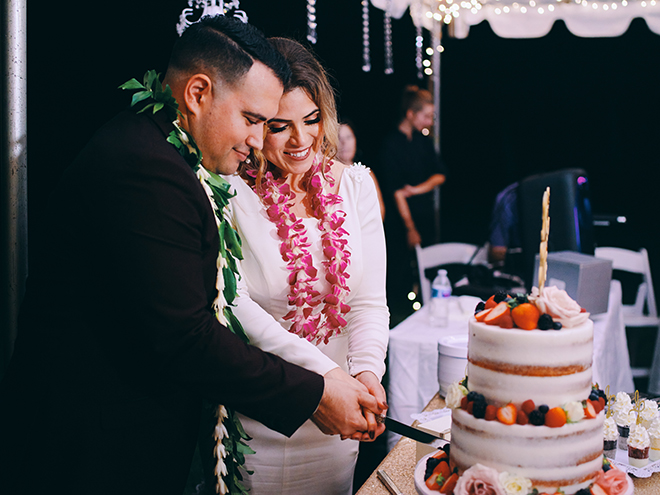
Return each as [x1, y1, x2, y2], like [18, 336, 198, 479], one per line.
[194, 62, 283, 175]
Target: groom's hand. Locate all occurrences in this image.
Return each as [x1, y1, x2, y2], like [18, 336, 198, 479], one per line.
[311, 368, 384, 437]
[346, 371, 387, 442]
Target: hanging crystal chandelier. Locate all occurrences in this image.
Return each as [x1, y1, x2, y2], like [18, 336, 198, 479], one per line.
[176, 0, 248, 36]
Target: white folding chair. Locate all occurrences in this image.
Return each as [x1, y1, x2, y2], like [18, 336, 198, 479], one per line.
[415, 242, 480, 305]
[595, 247, 660, 379]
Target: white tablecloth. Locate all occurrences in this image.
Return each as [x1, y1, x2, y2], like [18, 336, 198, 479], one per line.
[386, 281, 634, 449]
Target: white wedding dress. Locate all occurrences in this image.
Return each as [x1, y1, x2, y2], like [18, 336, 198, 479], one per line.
[223, 164, 389, 495]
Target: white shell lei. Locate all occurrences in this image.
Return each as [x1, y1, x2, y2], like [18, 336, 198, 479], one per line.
[196, 166, 231, 494]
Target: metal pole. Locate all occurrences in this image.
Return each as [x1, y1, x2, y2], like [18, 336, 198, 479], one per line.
[432, 23, 442, 242]
[2, 0, 28, 376]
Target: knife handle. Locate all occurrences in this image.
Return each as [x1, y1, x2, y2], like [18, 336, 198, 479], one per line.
[377, 469, 404, 495]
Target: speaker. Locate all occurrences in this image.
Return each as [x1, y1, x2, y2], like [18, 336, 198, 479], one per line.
[518, 168, 595, 290]
[533, 251, 612, 314]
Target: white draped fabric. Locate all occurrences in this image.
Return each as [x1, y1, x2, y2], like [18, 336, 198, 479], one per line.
[452, 3, 660, 39]
[371, 0, 660, 38]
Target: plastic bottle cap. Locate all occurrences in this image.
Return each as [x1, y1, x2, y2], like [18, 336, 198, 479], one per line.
[438, 269, 447, 276]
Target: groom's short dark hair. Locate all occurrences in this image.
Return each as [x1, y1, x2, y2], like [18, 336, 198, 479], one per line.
[167, 15, 291, 87]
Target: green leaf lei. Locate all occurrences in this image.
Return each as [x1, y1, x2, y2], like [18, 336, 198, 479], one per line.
[120, 70, 253, 495]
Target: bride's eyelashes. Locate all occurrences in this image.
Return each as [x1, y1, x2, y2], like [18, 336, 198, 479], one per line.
[268, 124, 287, 134]
[267, 113, 321, 134]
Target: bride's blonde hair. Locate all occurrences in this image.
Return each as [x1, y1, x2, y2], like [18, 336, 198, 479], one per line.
[241, 37, 339, 192]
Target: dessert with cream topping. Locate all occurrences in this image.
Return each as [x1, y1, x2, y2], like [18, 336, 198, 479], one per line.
[639, 399, 659, 429]
[648, 418, 660, 461]
[603, 416, 618, 460]
[627, 424, 651, 467]
[611, 393, 634, 450]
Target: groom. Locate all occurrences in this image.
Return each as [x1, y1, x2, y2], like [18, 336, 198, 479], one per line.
[0, 15, 382, 495]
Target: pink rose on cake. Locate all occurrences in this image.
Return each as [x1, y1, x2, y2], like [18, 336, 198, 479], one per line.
[594, 466, 628, 495]
[454, 464, 506, 495]
[530, 286, 589, 328]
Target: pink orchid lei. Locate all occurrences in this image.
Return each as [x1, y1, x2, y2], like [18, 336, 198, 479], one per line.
[251, 156, 351, 345]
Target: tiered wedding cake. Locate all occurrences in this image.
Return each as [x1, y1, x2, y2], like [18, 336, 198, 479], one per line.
[450, 290, 603, 494]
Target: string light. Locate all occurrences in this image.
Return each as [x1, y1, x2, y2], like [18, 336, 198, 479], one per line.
[384, 1, 394, 75]
[307, 0, 317, 44]
[416, 26, 424, 79]
[362, 0, 371, 72]
[417, 0, 658, 28]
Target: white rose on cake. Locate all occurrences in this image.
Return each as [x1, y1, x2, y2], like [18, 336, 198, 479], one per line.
[530, 286, 589, 328]
[498, 472, 532, 495]
[564, 401, 585, 423]
[446, 381, 468, 409]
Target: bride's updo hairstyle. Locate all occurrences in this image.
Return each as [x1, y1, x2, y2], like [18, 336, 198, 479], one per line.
[243, 37, 340, 191]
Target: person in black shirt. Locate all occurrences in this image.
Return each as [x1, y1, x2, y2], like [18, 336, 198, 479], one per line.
[380, 86, 447, 317]
[381, 86, 446, 248]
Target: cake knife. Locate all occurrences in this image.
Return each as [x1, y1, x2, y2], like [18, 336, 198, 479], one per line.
[378, 416, 445, 445]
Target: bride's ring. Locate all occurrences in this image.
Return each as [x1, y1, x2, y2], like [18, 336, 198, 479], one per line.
[376, 414, 386, 425]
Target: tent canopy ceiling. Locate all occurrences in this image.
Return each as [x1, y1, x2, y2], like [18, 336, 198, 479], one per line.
[371, 0, 660, 38]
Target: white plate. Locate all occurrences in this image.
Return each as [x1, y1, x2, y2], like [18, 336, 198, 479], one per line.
[414, 451, 451, 495]
[612, 446, 660, 479]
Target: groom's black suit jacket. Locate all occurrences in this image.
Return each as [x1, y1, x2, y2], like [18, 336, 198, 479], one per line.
[0, 109, 324, 494]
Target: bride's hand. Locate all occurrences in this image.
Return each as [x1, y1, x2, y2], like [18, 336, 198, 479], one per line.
[342, 371, 387, 442]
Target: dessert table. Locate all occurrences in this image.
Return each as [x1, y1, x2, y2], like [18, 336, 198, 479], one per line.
[357, 394, 660, 495]
[386, 280, 635, 449]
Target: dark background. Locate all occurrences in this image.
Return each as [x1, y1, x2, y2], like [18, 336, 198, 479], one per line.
[25, 0, 660, 487]
[27, 2, 658, 314]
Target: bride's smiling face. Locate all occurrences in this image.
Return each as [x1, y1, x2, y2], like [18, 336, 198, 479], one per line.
[263, 87, 322, 177]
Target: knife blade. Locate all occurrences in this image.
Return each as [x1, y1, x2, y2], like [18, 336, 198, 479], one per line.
[383, 416, 445, 444]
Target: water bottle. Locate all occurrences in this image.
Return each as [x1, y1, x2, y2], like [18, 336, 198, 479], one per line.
[430, 269, 451, 327]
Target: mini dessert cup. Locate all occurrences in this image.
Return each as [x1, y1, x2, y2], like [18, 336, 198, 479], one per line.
[618, 425, 630, 450]
[604, 439, 617, 460]
[629, 445, 650, 467]
[650, 437, 660, 462]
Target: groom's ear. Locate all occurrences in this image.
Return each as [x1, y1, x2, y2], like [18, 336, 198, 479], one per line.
[183, 74, 214, 116]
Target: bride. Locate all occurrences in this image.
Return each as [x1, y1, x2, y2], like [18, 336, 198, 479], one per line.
[218, 37, 390, 494]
